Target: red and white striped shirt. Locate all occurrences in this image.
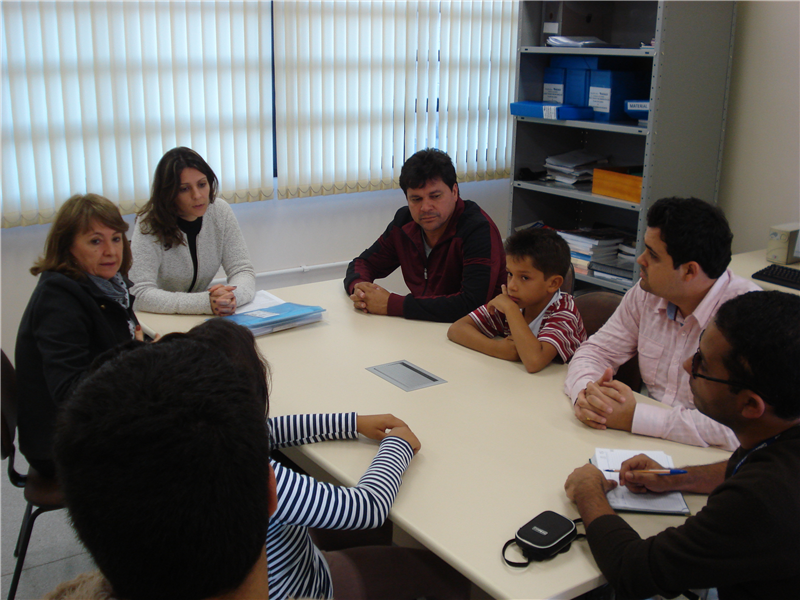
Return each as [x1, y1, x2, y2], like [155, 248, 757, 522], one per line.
[468, 291, 587, 362]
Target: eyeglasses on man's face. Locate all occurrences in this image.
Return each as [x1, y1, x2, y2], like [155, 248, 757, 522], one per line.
[690, 349, 746, 387]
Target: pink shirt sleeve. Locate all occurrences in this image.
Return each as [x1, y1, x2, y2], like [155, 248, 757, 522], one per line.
[633, 403, 739, 450]
[564, 284, 643, 402]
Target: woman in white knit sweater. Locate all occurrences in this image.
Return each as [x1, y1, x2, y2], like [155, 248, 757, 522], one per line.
[130, 147, 255, 315]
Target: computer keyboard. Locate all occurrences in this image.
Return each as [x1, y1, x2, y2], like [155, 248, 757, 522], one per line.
[751, 263, 800, 291]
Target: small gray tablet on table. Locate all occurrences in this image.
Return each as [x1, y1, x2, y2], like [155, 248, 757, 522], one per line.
[366, 360, 447, 392]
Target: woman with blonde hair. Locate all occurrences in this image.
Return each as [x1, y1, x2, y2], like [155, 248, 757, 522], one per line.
[130, 147, 255, 315]
[15, 194, 140, 479]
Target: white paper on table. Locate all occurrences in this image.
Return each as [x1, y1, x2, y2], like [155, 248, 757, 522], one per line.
[236, 290, 285, 312]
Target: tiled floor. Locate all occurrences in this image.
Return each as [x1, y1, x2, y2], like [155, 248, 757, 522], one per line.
[1, 454, 95, 600]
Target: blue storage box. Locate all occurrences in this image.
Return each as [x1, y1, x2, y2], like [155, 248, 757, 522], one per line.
[625, 100, 650, 122]
[510, 102, 593, 120]
[549, 56, 623, 70]
[543, 67, 565, 104]
[564, 69, 590, 106]
[588, 70, 636, 122]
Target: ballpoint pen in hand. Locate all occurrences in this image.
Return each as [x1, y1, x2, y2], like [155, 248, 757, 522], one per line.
[605, 469, 687, 476]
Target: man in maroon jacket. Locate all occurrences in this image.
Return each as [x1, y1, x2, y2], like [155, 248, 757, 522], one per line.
[344, 148, 505, 322]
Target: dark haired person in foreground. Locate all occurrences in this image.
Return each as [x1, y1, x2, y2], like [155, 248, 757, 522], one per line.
[48, 338, 276, 600]
[565, 291, 800, 599]
[565, 197, 760, 449]
[345, 147, 506, 322]
[174, 321, 466, 600]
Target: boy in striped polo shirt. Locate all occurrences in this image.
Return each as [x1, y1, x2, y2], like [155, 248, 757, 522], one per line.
[448, 227, 586, 373]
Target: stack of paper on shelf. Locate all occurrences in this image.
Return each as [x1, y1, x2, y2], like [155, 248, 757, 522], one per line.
[617, 242, 637, 263]
[589, 237, 638, 283]
[557, 228, 626, 275]
[546, 36, 616, 48]
[223, 290, 325, 336]
[544, 149, 608, 185]
[589, 257, 635, 282]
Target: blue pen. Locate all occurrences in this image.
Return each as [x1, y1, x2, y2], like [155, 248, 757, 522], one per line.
[605, 469, 687, 476]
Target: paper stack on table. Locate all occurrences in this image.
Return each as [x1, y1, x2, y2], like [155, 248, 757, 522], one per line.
[223, 290, 325, 336]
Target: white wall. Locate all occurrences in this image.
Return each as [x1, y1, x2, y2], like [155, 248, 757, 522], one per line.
[718, 1, 800, 252]
[0, 179, 511, 357]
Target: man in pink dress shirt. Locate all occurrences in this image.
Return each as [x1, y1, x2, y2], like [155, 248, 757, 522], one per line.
[565, 197, 760, 450]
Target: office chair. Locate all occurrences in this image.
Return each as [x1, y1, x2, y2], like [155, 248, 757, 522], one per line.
[560, 264, 575, 295]
[1, 351, 65, 600]
[573, 291, 643, 391]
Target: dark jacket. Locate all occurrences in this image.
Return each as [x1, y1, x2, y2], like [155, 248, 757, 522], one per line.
[15, 271, 138, 462]
[344, 198, 506, 322]
[586, 425, 800, 599]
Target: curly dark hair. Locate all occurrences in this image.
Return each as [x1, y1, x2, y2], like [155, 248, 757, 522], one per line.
[136, 147, 218, 249]
[714, 291, 800, 420]
[646, 197, 732, 278]
[398, 148, 458, 194]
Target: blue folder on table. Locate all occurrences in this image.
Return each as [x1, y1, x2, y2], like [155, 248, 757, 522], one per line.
[223, 302, 325, 336]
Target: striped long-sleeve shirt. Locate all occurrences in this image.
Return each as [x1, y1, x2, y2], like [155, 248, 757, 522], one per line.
[468, 291, 586, 362]
[266, 413, 414, 600]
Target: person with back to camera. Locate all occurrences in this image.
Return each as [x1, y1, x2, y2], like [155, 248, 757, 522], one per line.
[344, 148, 506, 322]
[46, 334, 277, 600]
[564, 291, 800, 599]
[565, 197, 761, 450]
[130, 146, 255, 315]
[166, 319, 468, 600]
[15, 193, 142, 480]
[448, 227, 586, 372]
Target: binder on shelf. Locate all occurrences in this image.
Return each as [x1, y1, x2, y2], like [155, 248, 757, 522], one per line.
[550, 56, 624, 71]
[565, 69, 590, 106]
[625, 100, 650, 125]
[588, 70, 637, 122]
[511, 102, 593, 121]
[543, 67, 566, 104]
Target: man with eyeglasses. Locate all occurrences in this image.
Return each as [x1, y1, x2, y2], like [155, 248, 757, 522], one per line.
[564, 290, 800, 599]
[565, 197, 760, 450]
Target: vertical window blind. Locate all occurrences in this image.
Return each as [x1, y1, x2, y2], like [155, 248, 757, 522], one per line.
[273, 0, 518, 199]
[2, 0, 517, 227]
[1, 0, 274, 228]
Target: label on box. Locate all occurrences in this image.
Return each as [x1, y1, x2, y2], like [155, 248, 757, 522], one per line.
[588, 86, 610, 112]
[543, 83, 564, 103]
[627, 101, 649, 110]
[542, 105, 558, 120]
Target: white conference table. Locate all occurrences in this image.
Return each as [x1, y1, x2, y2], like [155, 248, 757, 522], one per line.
[729, 249, 800, 295]
[138, 278, 731, 600]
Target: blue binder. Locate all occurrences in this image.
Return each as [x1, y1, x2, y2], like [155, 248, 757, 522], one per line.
[588, 70, 636, 122]
[510, 102, 593, 120]
[564, 69, 590, 106]
[223, 302, 325, 336]
[543, 67, 565, 104]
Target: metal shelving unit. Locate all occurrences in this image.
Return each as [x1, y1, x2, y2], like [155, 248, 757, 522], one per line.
[509, 1, 736, 292]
